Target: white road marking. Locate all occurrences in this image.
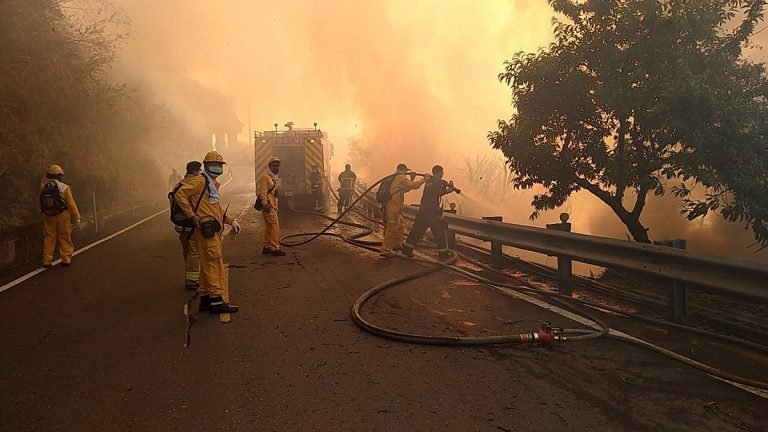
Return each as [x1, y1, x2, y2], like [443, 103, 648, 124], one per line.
[401, 232, 768, 399]
[493, 276, 768, 399]
[0, 175, 235, 295]
[0, 209, 168, 294]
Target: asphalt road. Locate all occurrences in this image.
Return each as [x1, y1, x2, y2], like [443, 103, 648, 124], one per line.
[1, 179, 766, 431]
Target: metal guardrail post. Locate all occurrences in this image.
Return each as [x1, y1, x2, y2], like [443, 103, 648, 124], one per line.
[546, 213, 574, 297]
[482, 216, 504, 267]
[444, 204, 457, 249]
[665, 239, 688, 321]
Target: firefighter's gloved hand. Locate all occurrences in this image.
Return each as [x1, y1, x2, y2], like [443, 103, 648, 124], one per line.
[193, 215, 202, 228]
[263, 204, 272, 213]
[231, 220, 241, 235]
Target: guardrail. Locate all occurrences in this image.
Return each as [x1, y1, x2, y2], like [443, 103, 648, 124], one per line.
[354, 187, 768, 310]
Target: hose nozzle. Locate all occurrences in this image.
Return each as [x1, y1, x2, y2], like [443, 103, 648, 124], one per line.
[447, 180, 462, 195]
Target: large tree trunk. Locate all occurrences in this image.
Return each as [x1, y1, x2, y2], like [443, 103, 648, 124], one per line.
[616, 208, 651, 243]
[572, 178, 652, 243]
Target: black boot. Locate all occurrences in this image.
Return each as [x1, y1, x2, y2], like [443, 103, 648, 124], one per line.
[262, 247, 272, 255]
[401, 245, 414, 257]
[269, 250, 286, 256]
[198, 295, 211, 312]
[208, 296, 239, 314]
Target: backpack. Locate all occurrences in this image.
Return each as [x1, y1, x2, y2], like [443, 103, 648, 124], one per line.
[40, 181, 67, 216]
[254, 184, 276, 211]
[169, 176, 208, 228]
[375, 175, 396, 204]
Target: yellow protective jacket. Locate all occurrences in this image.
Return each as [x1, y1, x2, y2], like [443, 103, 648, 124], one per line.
[174, 175, 233, 225]
[257, 174, 279, 209]
[387, 174, 425, 207]
[40, 179, 81, 221]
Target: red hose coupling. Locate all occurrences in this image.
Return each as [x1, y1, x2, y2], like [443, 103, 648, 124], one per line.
[519, 322, 563, 344]
[537, 322, 563, 344]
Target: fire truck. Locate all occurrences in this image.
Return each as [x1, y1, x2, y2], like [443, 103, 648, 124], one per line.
[254, 122, 331, 210]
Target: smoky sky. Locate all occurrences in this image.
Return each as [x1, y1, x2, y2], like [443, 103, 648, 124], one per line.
[111, 0, 552, 170]
[106, 0, 767, 262]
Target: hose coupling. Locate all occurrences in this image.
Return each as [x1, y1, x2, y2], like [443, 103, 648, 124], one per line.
[518, 322, 564, 344]
[537, 322, 564, 344]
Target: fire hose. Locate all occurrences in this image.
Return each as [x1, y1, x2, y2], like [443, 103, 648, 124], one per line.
[279, 173, 768, 392]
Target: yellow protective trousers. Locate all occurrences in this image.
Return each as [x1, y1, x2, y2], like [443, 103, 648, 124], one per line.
[178, 230, 200, 286]
[381, 201, 405, 254]
[262, 209, 281, 251]
[42, 210, 74, 265]
[193, 229, 225, 297]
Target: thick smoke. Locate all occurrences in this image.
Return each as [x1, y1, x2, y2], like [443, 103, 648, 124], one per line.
[110, 0, 766, 263]
[112, 0, 552, 173]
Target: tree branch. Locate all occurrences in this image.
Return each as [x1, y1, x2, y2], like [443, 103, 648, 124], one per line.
[573, 176, 619, 209]
[632, 184, 650, 217]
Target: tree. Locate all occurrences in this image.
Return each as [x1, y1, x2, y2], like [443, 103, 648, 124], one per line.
[0, 0, 203, 228]
[461, 154, 499, 197]
[488, 0, 768, 245]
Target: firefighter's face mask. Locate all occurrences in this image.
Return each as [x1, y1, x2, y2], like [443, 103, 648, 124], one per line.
[205, 164, 224, 177]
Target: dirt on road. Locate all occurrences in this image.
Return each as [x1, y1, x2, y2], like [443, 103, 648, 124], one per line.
[0, 184, 766, 431]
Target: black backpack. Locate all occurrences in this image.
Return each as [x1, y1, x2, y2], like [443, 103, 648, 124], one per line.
[254, 184, 275, 211]
[40, 181, 67, 216]
[169, 176, 208, 228]
[375, 175, 396, 204]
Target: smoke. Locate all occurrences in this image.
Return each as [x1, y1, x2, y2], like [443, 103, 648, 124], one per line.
[106, 0, 766, 263]
[110, 0, 552, 172]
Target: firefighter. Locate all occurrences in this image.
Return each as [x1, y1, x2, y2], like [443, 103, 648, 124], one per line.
[40, 164, 81, 268]
[173, 161, 202, 290]
[379, 163, 428, 258]
[309, 165, 324, 210]
[402, 165, 459, 261]
[174, 151, 241, 314]
[258, 156, 286, 256]
[337, 164, 357, 213]
[168, 168, 182, 190]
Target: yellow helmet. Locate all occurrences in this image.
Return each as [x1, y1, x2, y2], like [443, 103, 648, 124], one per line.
[48, 164, 64, 175]
[268, 156, 281, 166]
[203, 151, 227, 164]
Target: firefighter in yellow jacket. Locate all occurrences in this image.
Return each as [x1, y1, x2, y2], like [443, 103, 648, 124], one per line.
[40, 164, 81, 267]
[257, 156, 286, 256]
[174, 151, 241, 314]
[172, 161, 202, 290]
[380, 163, 428, 258]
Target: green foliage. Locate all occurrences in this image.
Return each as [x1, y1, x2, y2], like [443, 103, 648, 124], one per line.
[0, 0, 200, 227]
[489, 0, 768, 246]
